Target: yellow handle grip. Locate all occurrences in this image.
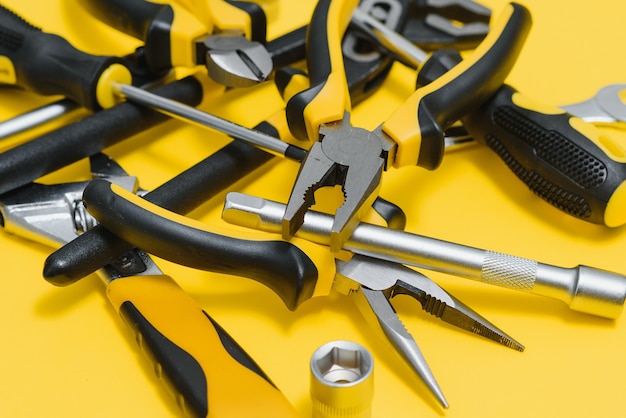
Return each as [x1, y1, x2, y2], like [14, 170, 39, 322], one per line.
[382, 2, 531, 169]
[107, 274, 299, 418]
[285, 0, 359, 141]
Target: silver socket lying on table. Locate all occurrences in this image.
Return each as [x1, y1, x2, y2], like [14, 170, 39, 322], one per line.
[222, 192, 626, 319]
[310, 340, 374, 418]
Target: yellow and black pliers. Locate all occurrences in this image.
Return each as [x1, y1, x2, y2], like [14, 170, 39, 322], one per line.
[0, 153, 299, 418]
[78, 0, 274, 87]
[281, 0, 532, 251]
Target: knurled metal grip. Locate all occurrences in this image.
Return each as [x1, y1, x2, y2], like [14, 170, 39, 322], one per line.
[481, 251, 537, 291]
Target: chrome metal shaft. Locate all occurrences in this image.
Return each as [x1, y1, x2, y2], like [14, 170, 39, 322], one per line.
[113, 83, 293, 159]
[222, 193, 626, 319]
[0, 99, 80, 140]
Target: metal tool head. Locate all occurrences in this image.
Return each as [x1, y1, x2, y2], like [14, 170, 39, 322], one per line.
[0, 155, 137, 246]
[334, 254, 448, 408]
[282, 114, 387, 251]
[561, 84, 626, 124]
[335, 255, 524, 351]
[203, 34, 273, 88]
[403, 0, 491, 50]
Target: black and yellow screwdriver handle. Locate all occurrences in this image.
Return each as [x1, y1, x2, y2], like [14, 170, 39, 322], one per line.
[381, 2, 531, 170]
[83, 179, 338, 311]
[106, 270, 298, 418]
[463, 84, 626, 227]
[0, 3, 131, 110]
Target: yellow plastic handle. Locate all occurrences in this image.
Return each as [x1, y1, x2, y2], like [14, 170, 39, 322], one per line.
[382, 2, 532, 170]
[107, 273, 299, 417]
[285, 0, 359, 141]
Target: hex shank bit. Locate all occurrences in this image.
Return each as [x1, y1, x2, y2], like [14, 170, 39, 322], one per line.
[222, 193, 626, 319]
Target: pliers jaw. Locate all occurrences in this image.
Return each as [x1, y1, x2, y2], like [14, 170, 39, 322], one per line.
[201, 33, 274, 88]
[334, 254, 524, 407]
[404, 0, 491, 51]
[282, 113, 390, 251]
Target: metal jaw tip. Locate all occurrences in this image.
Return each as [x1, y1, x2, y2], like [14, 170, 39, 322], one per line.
[339, 255, 524, 352]
[282, 116, 385, 251]
[334, 255, 524, 408]
[204, 34, 273, 88]
[561, 84, 626, 124]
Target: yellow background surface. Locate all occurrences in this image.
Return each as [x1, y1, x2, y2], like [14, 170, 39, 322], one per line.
[1, 0, 625, 417]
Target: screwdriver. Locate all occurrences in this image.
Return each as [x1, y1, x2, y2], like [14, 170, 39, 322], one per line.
[0, 3, 288, 151]
[352, 7, 626, 228]
[0, 21, 307, 144]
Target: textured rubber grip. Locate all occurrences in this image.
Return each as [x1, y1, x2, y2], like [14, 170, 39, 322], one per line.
[0, 76, 202, 196]
[83, 179, 319, 311]
[463, 84, 626, 227]
[107, 274, 298, 418]
[382, 2, 532, 170]
[0, 3, 128, 110]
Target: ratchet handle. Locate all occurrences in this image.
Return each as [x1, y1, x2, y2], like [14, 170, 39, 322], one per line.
[107, 273, 298, 418]
[79, 0, 206, 72]
[83, 179, 327, 311]
[0, 3, 131, 110]
[382, 2, 531, 170]
[463, 84, 626, 227]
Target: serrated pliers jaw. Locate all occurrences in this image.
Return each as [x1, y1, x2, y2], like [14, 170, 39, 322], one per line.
[282, 114, 388, 251]
[335, 254, 524, 408]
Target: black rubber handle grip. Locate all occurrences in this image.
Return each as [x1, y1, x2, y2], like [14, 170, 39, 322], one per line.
[83, 179, 319, 311]
[463, 84, 626, 227]
[43, 137, 274, 285]
[0, 76, 203, 196]
[0, 4, 128, 110]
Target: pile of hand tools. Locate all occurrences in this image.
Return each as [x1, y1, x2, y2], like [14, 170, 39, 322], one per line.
[1, 0, 625, 417]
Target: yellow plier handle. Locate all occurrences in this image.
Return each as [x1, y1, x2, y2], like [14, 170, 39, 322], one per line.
[285, 0, 359, 141]
[106, 271, 299, 418]
[382, 3, 532, 169]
